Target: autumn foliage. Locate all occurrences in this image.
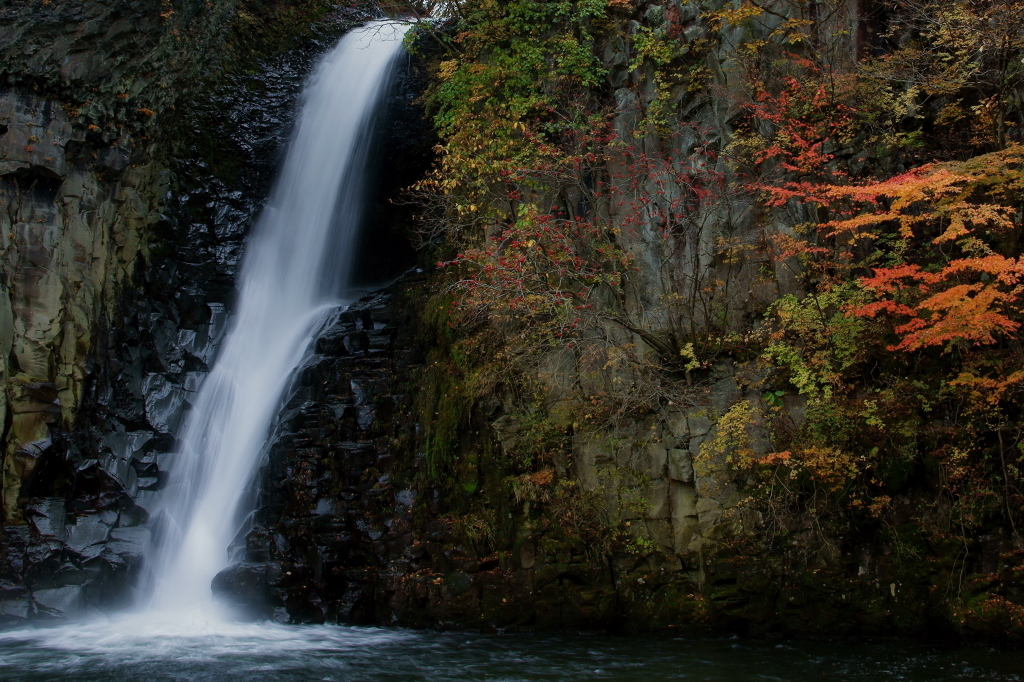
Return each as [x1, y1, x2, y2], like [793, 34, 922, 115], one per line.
[413, 0, 1024, 609]
[777, 147, 1024, 352]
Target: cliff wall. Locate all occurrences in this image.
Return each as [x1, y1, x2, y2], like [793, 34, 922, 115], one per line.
[2, 0, 1021, 644]
[0, 0, 362, 622]
[215, 0, 1024, 645]
[385, 0, 1024, 641]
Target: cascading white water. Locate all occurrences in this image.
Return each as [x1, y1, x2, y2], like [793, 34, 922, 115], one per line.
[144, 20, 410, 616]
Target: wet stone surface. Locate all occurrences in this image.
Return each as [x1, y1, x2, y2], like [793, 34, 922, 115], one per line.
[0, 25, 341, 623]
[214, 283, 423, 624]
[0, 16, 433, 623]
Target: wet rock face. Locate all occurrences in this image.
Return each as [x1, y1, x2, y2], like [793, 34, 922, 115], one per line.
[0, 85, 169, 526]
[0, 500, 150, 624]
[0, 12, 430, 624]
[214, 286, 422, 623]
[0, 0, 247, 624]
[0, 0, 236, 125]
[0, 79, 228, 621]
[0, 16, 332, 622]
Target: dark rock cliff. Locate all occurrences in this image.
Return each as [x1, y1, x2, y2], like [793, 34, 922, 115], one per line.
[214, 284, 422, 623]
[216, 1, 1024, 645]
[0, 0, 401, 623]
[216, 279, 632, 631]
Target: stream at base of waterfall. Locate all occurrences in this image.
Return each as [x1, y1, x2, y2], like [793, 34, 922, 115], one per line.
[0, 621, 1020, 681]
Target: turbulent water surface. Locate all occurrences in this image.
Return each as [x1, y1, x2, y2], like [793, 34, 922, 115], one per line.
[0, 620, 1020, 681]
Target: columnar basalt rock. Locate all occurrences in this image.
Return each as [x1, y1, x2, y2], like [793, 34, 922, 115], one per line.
[0, 82, 241, 620]
[0, 0, 363, 623]
[0, 89, 197, 621]
[214, 286, 422, 623]
[234, 0, 1023, 641]
[0, 90, 166, 523]
[0, 0, 244, 622]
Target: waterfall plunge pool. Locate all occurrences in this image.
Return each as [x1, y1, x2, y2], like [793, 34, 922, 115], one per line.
[0, 619, 1020, 681]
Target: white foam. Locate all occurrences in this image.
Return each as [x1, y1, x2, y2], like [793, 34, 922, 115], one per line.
[0, 615, 407, 662]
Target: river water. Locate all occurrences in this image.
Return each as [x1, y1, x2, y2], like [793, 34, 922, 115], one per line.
[0, 618, 1020, 681]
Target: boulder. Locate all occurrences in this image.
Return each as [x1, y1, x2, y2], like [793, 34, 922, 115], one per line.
[212, 562, 275, 620]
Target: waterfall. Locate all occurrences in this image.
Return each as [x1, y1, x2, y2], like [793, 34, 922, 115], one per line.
[143, 20, 410, 616]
